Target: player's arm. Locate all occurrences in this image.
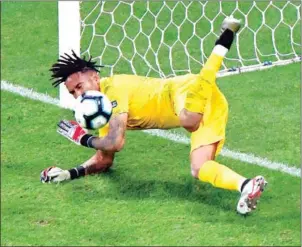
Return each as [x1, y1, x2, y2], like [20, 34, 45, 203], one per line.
[56, 113, 128, 152]
[41, 114, 127, 183]
[88, 113, 127, 152]
[42, 113, 127, 182]
[41, 150, 115, 183]
[81, 150, 115, 175]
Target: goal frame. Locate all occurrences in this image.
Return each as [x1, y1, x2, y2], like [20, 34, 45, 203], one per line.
[58, 1, 80, 109]
[58, 1, 301, 109]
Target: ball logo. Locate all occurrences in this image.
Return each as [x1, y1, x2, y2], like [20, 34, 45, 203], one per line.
[74, 90, 113, 130]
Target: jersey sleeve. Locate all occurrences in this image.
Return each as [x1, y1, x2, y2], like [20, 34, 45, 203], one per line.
[110, 88, 129, 115]
[98, 77, 129, 137]
[98, 90, 128, 137]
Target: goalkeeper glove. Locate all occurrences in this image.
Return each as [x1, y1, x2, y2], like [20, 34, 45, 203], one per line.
[40, 166, 70, 183]
[57, 120, 94, 147]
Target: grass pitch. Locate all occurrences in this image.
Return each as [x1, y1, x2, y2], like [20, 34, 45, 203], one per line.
[1, 1, 301, 246]
[1, 89, 300, 246]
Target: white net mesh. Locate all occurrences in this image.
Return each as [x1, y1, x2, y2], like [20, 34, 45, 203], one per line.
[80, 1, 301, 78]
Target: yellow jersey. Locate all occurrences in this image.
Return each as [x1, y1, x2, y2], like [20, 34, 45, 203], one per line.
[99, 73, 200, 130]
[99, 53, 229, 155]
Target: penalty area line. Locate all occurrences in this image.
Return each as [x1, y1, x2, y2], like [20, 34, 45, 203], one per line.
[1, 80, 300, 178]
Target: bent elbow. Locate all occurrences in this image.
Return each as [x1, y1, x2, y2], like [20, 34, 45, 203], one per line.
[113, 138, 125, 152]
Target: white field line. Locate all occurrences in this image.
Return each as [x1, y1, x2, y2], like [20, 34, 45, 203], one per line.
[1, 80, 300, 178]
[143, 129, 301, 177]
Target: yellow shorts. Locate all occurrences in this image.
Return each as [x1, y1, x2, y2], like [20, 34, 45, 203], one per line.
[173, 80, 229, 156]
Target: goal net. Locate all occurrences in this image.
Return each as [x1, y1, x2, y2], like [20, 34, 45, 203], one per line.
[58, 1, 301, 108]
[80, 1, 301, 78]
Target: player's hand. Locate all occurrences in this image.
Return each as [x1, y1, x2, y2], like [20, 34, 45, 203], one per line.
[57, 120, 87, 145]
[40, 166, 71, 183]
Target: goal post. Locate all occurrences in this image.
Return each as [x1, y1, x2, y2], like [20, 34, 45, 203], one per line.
[58, 1, 80, 109]
[58, 1, 301, 108]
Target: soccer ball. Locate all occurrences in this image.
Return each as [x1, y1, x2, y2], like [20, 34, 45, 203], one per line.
[74, 90, 112, 130]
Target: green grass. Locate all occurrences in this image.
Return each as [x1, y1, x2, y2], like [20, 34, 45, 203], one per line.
[1, 2, 58, 97]
[1, 1, 301, 246]
[1, 91, 300, 246]
[173, 62, 300, 167]
[80, 1, 301, 76]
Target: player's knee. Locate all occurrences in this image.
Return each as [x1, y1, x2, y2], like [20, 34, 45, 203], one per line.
[190, 161, 203, 178]
[179, 109, 202, 132]
[190, 158, 213, 179]
[182, 121, 200, 133]
[191, 167, 200, 178]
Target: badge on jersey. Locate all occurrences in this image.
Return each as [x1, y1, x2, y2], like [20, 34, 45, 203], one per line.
[111, 100, 118, 108]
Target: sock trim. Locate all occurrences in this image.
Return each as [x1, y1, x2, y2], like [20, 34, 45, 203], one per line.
[68, 166, 86, 180]
[215, 29, 234, 50]
[213, 45, 228, 57]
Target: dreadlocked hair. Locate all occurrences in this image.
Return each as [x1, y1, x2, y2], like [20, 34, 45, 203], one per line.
[50, 50, 103, 87]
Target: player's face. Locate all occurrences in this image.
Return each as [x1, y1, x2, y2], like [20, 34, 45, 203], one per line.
[65, 71, 100, 98]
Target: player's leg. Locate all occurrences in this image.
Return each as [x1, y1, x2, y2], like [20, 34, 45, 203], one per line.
[179, 16, 241, 132]
[179, 109, 202, 132]
[41, 150, 115, 183]
[190, 141, 267, 215]
[191, 142, 247, 191]
[188, 82, 267, 214]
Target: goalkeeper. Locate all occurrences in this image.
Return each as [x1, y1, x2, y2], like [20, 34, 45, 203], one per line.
[44, 16, 267, 215]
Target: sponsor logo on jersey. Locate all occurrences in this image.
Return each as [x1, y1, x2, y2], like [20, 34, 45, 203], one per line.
[111, 100, 118, 108]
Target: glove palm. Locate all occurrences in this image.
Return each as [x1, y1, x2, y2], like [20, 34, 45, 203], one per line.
[40, 166, 70, 183]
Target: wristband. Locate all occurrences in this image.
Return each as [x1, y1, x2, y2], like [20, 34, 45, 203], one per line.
[80, 134, 96, 148]
[68, 166, 86, 180]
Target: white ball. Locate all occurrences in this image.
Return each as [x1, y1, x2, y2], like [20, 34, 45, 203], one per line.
[74, 90, 113, 129]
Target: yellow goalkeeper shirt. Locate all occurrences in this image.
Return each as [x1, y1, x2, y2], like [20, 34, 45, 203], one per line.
[99, 53, 229, 156]
[99, 73, 200, 130]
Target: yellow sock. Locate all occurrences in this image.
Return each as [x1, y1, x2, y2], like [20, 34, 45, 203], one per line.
[198, 160, 246, 191]
[203, 53, 224, 73]
[199, 45, 227, 83]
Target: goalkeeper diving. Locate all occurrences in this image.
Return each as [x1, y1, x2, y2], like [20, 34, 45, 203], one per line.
[44, 16, 267, 215]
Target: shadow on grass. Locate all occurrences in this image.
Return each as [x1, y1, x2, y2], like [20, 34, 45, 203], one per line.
[69, 168, 239, 213]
